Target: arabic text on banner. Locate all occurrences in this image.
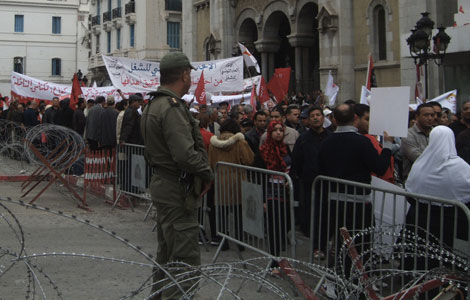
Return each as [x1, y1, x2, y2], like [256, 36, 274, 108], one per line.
[102, 55, 244, 94]
[11, 72, 120, 101]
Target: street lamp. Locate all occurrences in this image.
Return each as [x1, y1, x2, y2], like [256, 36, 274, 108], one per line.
[406, 12, 451, 99]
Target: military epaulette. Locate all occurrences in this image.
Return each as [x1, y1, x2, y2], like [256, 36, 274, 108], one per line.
[168, 97, 180, 107]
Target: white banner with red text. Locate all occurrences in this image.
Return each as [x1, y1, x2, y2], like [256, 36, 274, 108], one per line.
[11, 72, 123, 102]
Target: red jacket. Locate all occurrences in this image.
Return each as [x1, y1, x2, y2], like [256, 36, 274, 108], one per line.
[199, 128, 214, 151]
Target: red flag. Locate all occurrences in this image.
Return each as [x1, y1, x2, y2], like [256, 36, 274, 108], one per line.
[366, 54, 377, 90]
[267, 67, 291, 103]
[194, 71, 206, 105]
[70, 73, 83, 110]
[257, 77, 270, 104]
[250, 84, 257, 114]
[274, 67, 291, 97]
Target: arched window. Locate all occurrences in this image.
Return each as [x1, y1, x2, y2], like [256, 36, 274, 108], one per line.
[367, 0, 391, 61]
[375, 5, 386, 60]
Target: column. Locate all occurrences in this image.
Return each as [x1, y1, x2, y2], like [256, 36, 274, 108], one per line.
[255, 39, 281, 82]
[288, 34, 315, 93]
[295, 47, 303, 92]
[268, 53, 275, 81]
[261, 52, 269, 81]
[302, 47, 310, 92]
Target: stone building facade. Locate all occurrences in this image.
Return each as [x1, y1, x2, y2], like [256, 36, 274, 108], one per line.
[183, 0, 468, 105]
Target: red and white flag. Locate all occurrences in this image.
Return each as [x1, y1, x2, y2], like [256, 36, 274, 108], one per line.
[325, 70, 339, 106]
[194, 71, 206, 105]
[238, 42, 260, 73]
[429, 90, 458, 113]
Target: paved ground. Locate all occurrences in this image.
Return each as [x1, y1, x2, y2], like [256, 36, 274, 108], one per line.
[0, 178, 316, 300]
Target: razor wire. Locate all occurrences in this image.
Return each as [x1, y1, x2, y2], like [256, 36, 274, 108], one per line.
[0, 121, 86, 174]
[24, 123, 85, 170]
[1, 196, 469, 299]
[0, 120, 28, 172]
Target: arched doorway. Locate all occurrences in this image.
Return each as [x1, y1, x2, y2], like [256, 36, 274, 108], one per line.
[296, 2, 319, 92]
[263, 11, 293, 82]
[238, 18, 260, 76]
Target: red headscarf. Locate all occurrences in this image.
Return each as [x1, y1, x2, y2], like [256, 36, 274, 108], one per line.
[260, 120, 288, 172]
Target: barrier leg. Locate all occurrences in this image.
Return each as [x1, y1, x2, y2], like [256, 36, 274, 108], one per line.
[211, 235, 227, 264]
[143, 201, 153, 221]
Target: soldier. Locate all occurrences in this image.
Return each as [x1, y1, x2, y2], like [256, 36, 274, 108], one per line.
[141, 52, 213, 300]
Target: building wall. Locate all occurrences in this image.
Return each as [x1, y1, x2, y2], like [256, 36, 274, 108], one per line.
[352, 0, 401, 101]
[0, 0, 89, 97]
[88, 0, 182, 85]
[196, 4, 211, 61]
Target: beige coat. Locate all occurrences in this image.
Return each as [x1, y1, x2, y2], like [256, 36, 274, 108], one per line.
[208, 132, 254, 205]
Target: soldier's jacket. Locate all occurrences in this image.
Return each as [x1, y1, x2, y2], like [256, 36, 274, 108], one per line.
[141, 86, 213, 207]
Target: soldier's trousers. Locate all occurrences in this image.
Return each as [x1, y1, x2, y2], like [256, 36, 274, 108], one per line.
[150, 178, 200, 300]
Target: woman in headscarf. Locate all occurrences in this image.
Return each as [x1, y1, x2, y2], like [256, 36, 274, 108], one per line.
[405, 126, 470, 290]
[254, 120, 292, 268]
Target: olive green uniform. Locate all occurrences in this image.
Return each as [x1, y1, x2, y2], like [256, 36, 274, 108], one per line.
[141, 86, 213, 300]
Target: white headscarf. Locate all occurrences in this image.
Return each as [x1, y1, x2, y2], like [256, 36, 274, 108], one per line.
[406, 126, 470, 203]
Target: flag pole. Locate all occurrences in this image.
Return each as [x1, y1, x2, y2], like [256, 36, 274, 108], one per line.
[239, 42, 260, 110]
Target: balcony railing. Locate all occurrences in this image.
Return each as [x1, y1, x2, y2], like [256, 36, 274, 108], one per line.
[125, 1, 135, 14]
[112, 7, 122, 19]
[91, 15, 100, 26]
[103, 11, 111, 22]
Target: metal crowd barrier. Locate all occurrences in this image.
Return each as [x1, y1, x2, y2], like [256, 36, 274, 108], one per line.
[212, 161, 296, 262]
[309, 175, 470, 297]
[115, 143, 153, 219]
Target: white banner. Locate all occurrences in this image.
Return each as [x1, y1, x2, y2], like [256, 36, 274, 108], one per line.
[429, 89, 457, 114]
[10, 72, 124, 101]
[102, 55, 244, 94]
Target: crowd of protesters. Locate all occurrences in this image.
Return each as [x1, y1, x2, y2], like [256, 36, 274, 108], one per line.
[1, 91, 469, 268]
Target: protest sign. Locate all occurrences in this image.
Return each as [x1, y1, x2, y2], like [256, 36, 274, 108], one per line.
[369, 87, 410, 138]
[11, 72, 120, 101]
[102, 55, 243, 94]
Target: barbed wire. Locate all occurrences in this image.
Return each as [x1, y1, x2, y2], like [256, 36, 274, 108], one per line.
[1, 196, 469, 299]
[0, 121, 86, 175]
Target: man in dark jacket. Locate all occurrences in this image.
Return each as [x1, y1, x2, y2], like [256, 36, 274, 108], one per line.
[23, 100, 40, 127]
[73, 98, 86, 136]
[85, 96, 105, 150]
[292, 107, 331, 238]
[317, 103, 392, 281]
[98, 96, 118, 151]
[120, 94, 143, 145]
[42, 97, 60, 124]
[244, 111, 267, 154]
[54, 98, 74, 129]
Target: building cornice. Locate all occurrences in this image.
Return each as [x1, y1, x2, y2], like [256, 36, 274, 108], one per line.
[0, 1, 79, 9]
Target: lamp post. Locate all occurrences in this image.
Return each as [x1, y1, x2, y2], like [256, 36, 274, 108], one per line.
[406, 12, 451, 100]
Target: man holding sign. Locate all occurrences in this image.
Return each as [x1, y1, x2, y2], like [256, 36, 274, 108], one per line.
[317, 103, 392, 286]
